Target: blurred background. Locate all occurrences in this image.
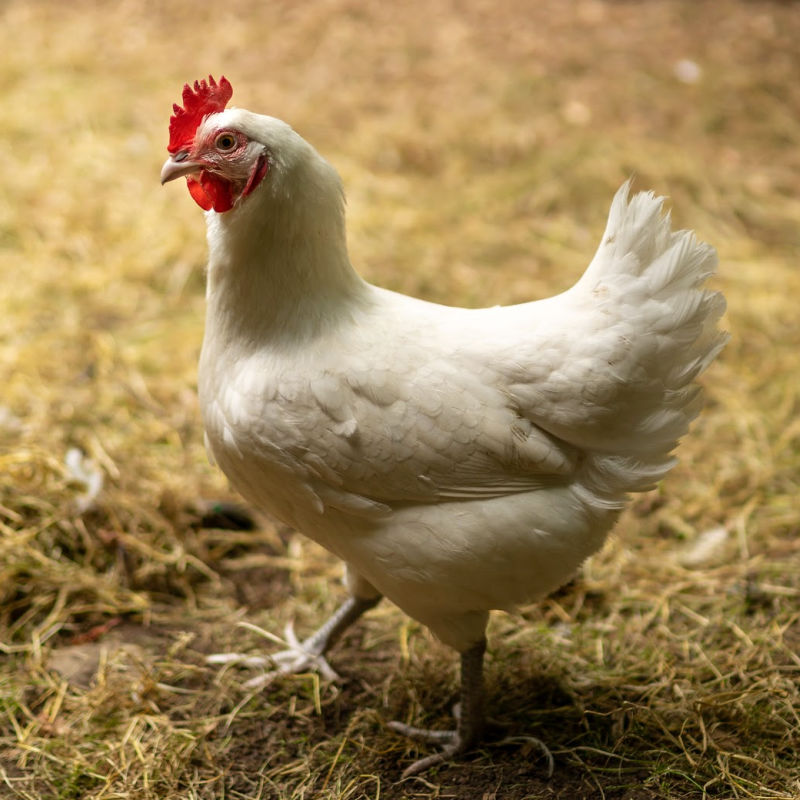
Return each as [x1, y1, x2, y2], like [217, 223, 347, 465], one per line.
[1, 1, 798, 798]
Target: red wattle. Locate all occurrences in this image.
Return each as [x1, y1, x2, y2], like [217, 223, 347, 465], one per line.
[186, 172, 235, 213]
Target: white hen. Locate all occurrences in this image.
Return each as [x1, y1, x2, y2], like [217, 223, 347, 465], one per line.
[161, 77, 727, 776]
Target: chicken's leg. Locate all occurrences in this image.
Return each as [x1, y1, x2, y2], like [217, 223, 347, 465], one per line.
[389, 638, 486, 777]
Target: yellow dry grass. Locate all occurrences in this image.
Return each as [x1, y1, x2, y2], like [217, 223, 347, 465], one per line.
[1, 1, 799, 798]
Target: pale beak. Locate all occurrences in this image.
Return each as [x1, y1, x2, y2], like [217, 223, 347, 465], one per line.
[160, 153, 204, 184]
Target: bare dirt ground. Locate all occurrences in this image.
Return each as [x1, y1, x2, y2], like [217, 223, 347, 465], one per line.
[1, 1, 799, 798]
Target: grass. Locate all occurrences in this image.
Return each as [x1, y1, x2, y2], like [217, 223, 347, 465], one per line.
[1, 0, 799, 797]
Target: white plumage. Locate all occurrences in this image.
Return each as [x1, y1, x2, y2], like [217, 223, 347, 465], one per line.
[161, 84, 727, 776]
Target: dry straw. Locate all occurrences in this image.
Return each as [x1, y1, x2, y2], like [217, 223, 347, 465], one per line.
[1, 1, 799, 798]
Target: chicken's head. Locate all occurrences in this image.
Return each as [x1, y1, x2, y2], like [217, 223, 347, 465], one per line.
[160, 76, 270, 213]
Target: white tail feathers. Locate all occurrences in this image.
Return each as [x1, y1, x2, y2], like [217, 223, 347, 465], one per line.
[574, 182, 728, 507]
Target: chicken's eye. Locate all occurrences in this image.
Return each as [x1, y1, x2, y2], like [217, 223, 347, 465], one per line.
[215, 133, 238, 152]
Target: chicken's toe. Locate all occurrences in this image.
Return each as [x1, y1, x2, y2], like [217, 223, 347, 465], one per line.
[249, 622, 341, 683]
[387, 723, 469, 778]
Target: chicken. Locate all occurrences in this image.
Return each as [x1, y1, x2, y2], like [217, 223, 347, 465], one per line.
[161, 76, 727, 777]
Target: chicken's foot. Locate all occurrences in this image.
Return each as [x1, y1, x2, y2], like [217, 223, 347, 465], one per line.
[207, 594, 380, 686]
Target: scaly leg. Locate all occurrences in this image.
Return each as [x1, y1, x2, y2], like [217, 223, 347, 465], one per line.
[388, 638, 487, 778]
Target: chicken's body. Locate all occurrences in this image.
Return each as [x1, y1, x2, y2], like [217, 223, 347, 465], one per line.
[161, 78, 727, 776]
[201, 281, 617, 648]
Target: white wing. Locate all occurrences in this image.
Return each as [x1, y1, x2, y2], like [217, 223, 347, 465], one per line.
[229, 322, 583, 518]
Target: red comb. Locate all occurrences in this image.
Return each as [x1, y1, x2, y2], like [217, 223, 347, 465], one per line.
[168, 75, 233, 154]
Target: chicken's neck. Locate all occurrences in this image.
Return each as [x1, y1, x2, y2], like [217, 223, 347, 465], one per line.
[203, 184, 368, 354]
